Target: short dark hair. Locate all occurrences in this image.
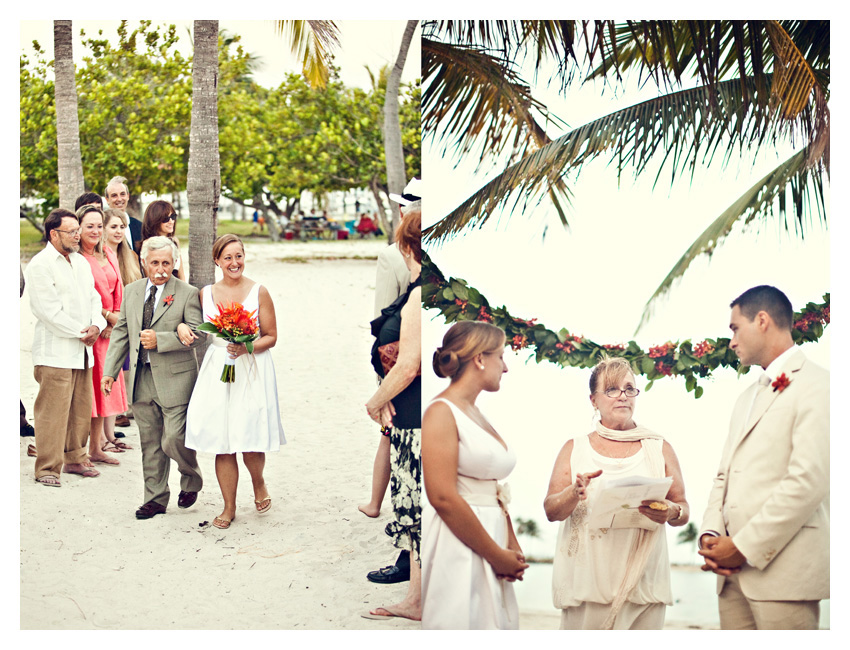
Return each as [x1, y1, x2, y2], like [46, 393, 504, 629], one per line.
[43, 208, 77, 241]
[74, 192, 102, 211]
[731, 285, 793, 331]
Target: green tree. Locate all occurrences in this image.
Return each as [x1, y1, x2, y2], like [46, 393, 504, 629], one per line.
[422, 20, 829, 326]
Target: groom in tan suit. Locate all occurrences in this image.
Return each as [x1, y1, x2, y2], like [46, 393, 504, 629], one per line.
[102, 236, 204, 519]
[699, 285, 829, 629]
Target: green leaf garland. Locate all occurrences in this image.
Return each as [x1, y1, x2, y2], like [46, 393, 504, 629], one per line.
[422, 253, 829, 399]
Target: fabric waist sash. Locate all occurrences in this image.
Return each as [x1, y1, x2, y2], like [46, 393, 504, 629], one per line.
[457, 475, 510, 517]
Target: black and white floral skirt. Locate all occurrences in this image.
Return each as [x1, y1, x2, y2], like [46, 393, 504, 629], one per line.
[385, 427, 421, 563]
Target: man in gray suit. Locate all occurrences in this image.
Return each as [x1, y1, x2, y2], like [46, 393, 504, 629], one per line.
[102, 236, 204, 519]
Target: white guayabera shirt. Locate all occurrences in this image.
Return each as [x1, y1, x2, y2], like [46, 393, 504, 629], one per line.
[25, 245, 106, 369]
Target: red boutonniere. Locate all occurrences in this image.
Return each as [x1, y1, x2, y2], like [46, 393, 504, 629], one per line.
[163, 295, 174, 306]
[772, 373, 791, 393]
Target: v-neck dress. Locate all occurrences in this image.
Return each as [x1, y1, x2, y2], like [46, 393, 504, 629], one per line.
[185, 283, 285, 453]
[421, 398, 519, 630]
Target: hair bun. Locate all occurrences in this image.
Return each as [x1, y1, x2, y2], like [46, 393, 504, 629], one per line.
[433, 348, 460, 378]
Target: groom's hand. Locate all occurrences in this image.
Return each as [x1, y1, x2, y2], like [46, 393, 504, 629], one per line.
[699, 535, 745, 574]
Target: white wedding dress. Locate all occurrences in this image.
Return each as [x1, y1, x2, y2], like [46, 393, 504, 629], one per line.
[185, 283, 285, 454]
[421, 398, 519, 630]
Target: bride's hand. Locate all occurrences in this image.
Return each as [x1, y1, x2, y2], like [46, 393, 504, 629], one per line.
[490, 548, 529, 582]
[226, 342, 246, 358]
[177, 323, 197, 347]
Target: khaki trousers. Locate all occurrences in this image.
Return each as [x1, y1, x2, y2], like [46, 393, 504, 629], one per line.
[132, 364, 202, 507]
[719, 573, 820, 629]
[32, 365, 92, 478]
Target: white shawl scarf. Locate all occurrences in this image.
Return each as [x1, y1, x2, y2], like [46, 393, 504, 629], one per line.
[595, 420, 666, 629]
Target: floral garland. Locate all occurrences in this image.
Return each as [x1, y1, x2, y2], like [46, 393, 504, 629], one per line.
[422, 253, 830, 399]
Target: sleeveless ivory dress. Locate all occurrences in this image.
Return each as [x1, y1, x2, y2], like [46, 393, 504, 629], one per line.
[552, 434, 671, 629]
[185, 283, 285, 454]
[421, 398, 519, 630]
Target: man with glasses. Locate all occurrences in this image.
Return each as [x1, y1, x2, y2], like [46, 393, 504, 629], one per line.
[699, 285, 829, 629]
[104, 176, 143, 254]
[24, 208, 107, 486]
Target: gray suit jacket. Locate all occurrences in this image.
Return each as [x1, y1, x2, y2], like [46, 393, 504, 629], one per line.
[103, 275, 203, 408]
[700, 350, 829, 601]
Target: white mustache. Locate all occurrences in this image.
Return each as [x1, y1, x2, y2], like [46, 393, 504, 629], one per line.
[154, 273, 169, 280]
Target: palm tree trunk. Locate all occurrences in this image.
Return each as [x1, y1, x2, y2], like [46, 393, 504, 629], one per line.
[53, 21, 85, 210]
[382, 20, 417, 243]
[187, 20, 220, 290]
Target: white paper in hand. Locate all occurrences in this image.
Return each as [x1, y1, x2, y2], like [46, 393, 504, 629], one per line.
[586, 475, 673, 530]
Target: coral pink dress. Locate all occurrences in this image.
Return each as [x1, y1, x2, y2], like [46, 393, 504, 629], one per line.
[82, 247, 128, 417]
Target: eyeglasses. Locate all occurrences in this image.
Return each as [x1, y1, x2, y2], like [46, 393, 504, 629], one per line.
[55, 228, 81, 236]
[601, 387, 640, 398]
[163, 214, 177, 222]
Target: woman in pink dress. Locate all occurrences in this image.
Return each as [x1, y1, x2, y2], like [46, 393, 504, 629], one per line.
[76, 205, 130, 464]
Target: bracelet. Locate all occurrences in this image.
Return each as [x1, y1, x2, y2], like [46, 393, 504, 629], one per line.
[668, 503, 684, 524]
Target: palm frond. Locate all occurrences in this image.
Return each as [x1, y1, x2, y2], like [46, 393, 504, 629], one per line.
[274, 20, 339, 89]
[424, 75, 801, 244]
[422, 37, 567, 164]
[636, 147, 827, 331]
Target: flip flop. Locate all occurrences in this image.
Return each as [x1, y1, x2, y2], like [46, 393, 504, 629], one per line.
[112, 440, 133, 450]
[27, 444, 37, 457]
[255, 496, 272, 514]
[212, 516, 233, 529]
[35, 475, 61, 487]
[102, 442, 125, 453]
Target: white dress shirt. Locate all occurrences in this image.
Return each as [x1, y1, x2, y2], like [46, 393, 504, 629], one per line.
[25, 245, 107, 369]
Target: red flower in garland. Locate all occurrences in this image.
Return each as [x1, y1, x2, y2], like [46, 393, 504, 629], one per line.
[771, 373, 791, 393]
[692, 340, 715, 357]
[655, 361, 673, 376]
[511, 334, 528, 351]
[556, 341, 575, 353]
[648, 342, 676, 359]
[454, 298, 468, 311]
[163, 294, 174, 306]
[477, 306, 493, 322]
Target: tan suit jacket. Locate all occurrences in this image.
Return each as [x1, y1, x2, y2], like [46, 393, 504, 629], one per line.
[701, 349, 829, 601]
[103, 275, 203, 407]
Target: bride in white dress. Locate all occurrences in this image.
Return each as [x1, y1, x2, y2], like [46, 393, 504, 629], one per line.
[421, 321, 528, 630]
[180, 235, 285, 530]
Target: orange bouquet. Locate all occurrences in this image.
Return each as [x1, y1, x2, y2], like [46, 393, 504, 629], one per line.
[197, 301, 259, 382]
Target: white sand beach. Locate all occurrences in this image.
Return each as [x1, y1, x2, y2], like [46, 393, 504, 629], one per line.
[19, 238, 421, 630]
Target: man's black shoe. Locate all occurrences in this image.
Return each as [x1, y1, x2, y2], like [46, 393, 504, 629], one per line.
[367, 564, 410, 584]
[20, 423, 35, 437]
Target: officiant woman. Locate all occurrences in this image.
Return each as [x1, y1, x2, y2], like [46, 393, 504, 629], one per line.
[543, 356, 689, 630]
